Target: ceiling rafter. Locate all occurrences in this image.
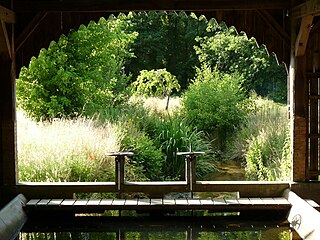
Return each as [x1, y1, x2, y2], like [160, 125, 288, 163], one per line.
[0, 5, 15, 23]
[291, 0, 320, 19]
[257, 9, 290, 45]
[13, 0, 291, 12]
[295, 15, 314, 56]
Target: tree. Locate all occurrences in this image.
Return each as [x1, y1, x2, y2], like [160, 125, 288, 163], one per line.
[181, 65, 251, 135]
[123, 11, 210, 89]
[17, 17, 137, 120]
[132, 68, 180, 97]
[195, 27, 287, 101]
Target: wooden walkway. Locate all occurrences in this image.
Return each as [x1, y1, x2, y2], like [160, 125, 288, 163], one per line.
[25, 197, 291, 213]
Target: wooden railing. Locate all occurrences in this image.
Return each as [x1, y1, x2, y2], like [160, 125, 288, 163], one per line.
[15, 151, 291, 199]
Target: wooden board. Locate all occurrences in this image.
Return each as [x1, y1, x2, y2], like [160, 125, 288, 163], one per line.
[25, 196, 291, 213]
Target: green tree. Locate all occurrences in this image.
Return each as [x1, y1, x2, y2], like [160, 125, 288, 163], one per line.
[17, 17, 137, 120]
[124, 11, 210, 89]
[195, 28, 287, 101]
[132, 68, 180, 97]
[181, 65, 250, 135]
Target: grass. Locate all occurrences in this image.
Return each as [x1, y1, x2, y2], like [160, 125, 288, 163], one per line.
[226, 97, 290, 181]
[17, 110, 120, 182]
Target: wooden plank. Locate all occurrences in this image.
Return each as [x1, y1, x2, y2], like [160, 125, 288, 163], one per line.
[295, 15, 314, 57]
[26, 199, 40, 206]
[163, 199, 175, 205]
[87, 199, 101, 206]
[187, 199, 201, 205]
[199, 199, 214, 205]
[212, 198, 227, 205]
[273, 197, 290, 205]
[150, 199, 163, 206]
[13, 0, 290, 12]
[0, 5, 15, 23]
[112, 199, 126, 206]
[100, 199, 113, 206]
[48, 199, 63, 206]
[61, 199, 76, 206]
[237, 198, 252, 205]
[292, 0, 320, 19]
[175, 199, 188, 205]
[261, 198, 276, 205]
[125, 199, 138, 206]
[137, 199, 150, 206]
[224, 198, 239, 205]
[37, 199, 51, 206]
[249, 198, 266, 205]
[73, 200, 88, 206]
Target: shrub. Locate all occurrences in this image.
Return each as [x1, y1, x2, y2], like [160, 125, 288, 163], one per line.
[152, 115, 216, 180]
[181, 66, 251, 136]
[118, 121, 164, 181]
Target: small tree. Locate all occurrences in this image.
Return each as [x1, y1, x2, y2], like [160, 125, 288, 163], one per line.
[132, 68, 180, 98]
[181, 65, 251, 136]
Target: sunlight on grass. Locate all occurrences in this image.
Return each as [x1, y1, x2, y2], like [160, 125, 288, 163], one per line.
[17, 110, 120, 182]
[131, 96, 181, 114]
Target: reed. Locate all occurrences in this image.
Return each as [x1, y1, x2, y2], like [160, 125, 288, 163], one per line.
[17, 110, 120, 182]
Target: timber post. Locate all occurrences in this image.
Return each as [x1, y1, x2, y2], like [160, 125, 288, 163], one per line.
[290, 2, 313, 182]
[0, 3, 17, 205]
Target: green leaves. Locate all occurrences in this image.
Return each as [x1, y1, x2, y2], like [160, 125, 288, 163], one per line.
[181, 66, 249, 134]
[17, 17, 137, 120]
[132, 69, 180, 97]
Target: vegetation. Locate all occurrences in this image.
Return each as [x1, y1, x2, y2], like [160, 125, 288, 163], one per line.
[17, 11, 290, 184]
[227, 97, 290, 181]
[17, 17, 137, 120]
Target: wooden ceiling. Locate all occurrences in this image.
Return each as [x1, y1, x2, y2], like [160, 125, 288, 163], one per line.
[3, 0, 313, 69]
[12, 0, 291, 12]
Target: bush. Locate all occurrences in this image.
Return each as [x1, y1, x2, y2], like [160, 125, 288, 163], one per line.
[152, 115, 216, 180]
[118, 121, 164, 181]
[181, 66, 251, 135]
[17, 17, 137, 120]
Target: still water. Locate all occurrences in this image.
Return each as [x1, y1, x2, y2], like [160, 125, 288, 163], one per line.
[19, 215, 293, 240]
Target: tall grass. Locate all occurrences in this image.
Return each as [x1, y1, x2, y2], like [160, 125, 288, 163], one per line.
[227, 97, 290, 181]
[17, 110, 120, 182]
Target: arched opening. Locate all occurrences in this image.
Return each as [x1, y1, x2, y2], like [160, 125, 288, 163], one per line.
[18, 12, 286, 189]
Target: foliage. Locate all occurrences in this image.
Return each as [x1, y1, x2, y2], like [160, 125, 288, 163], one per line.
[195, 28, 287, 102]
[132, 68, 180, 97]
[118, 120, 164, 181]
[124, 11, 210, 89]
[226, 98, 290, 181]
[152, 115, 216, 180]
[17, 17, 137, 120]
[181, 66, 251, 135]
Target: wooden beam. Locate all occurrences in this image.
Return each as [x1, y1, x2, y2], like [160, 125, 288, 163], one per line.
[1, 20, 12, 59]
[257, 9, 290, 45]
[291, 0, 320, 19]
[13, 0, 290, 12]
[0, 5, 15, 23]
[295, 15, 313, 56]
[15, 12, 47, 52]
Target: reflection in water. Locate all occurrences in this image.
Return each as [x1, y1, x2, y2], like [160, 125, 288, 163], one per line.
[20, 215, 293, 240]
[20, 230, 291, 240]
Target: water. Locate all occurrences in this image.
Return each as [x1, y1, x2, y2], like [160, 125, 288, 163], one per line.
[19, 215, 293, 240]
